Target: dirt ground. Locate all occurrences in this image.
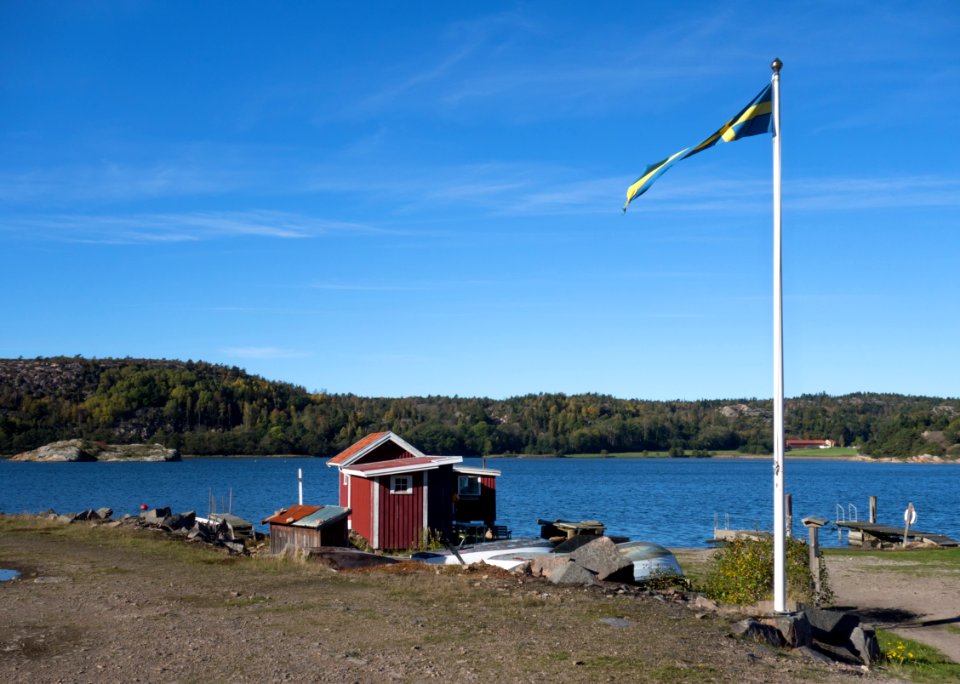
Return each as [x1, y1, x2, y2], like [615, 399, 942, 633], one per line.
[0, 517, 904, 684]
[825, 552, 960, 663]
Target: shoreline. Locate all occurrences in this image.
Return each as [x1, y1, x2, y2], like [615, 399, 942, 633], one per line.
[3, 452, 957, 464]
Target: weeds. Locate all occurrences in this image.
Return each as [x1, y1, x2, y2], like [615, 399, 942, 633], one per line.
[701, 537, 832, 606]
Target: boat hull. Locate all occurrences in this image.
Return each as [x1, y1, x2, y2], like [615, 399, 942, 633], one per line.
[412, 538, 554, 566]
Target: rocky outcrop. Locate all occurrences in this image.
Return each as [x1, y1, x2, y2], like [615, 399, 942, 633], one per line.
[10, 439, 179, 462]
[521, 536, 635, 586]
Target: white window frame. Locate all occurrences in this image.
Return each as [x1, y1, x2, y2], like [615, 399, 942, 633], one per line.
[458, 475, 481, 497]
[390, 475, 412, 495]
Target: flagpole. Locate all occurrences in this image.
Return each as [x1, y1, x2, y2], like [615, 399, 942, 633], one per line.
[771, 56, 786, 614]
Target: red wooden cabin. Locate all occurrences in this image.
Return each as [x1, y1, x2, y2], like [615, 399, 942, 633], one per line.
[327, 431, 501, 551]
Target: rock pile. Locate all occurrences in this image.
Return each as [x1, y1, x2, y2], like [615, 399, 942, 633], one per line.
[38, 507, 262, 555]
[730, 607, 880, 667]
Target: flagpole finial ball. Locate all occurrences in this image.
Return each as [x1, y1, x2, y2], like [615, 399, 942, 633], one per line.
[771, 57, 783, 73]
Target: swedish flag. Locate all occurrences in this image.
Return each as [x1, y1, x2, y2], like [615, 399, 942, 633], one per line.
[624, 84, 773, 211]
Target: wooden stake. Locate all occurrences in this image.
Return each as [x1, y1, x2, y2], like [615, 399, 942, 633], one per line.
[808, 525, 821, 604]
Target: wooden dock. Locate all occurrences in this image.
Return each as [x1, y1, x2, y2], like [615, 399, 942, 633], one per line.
[836, 521, 960, 548]
[713, 528, 772, 543]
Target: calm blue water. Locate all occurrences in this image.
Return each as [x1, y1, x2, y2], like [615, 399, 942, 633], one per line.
[1, 457, 956, 548]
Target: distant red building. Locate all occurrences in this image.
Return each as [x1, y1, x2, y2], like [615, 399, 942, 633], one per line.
[326, 431, 501, 551]
[785, 439, 836, 450]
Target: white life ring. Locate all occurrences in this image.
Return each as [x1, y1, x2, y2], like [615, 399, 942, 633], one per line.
[904, 506, 917, 525]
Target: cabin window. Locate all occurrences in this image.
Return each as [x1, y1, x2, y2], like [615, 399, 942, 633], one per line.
[342, 473, 349, 486]
[390, 475, 412, 494]
[458, 475, 481, 497]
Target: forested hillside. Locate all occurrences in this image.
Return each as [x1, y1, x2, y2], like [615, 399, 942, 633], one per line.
[1, 357, 958, 458]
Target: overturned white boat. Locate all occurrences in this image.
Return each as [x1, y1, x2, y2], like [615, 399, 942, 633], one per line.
[616, 540, 683, 581]
[411, 538, 554, 566]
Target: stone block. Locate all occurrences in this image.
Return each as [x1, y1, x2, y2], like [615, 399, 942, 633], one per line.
[850, 626, 881, 666]
[730, 618, 786, 648]
[569, 537, 634, 582]
[803, 606, 860, 645]
[762, 612, 812, 648]
[530, 555, 571, 579]
[140, 507, 172, 524]
[549, 562, 598, 586]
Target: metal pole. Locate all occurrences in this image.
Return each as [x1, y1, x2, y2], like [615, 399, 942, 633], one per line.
[771, 56, 787, 614]
[298, 468, 303, 505]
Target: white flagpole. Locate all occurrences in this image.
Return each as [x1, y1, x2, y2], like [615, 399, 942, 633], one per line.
[771, 57, 786, 614]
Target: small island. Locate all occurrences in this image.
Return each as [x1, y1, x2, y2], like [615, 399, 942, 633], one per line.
[9, 439, 179, 462]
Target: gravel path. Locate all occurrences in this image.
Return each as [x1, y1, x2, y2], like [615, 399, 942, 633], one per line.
[826, 553, 960, 663]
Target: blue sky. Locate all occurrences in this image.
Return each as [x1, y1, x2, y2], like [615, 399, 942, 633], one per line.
[2, 1, 958, 400]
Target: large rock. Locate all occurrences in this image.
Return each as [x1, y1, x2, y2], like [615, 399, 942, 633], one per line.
[96, 443, 180, 462]
[803, 606, 861, 645]
[10, 439, 95, 462]
[569, 537, 634, 582]
[802, 606, 879, 666]
[161, 511, 195, 531]
[530, 555, 573, 579]
[10, 440, 179, 462]
[849, 626, 881, 666]
[549, 562, 598, 586]
[140, 507, 172, 524]
[762, 612, 812, 648]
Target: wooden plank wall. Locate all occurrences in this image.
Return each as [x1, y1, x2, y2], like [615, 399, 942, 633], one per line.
[377, 472, 423, 550]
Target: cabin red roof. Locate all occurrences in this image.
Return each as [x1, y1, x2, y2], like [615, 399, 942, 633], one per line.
[342, 455, 462, 477]
[328, 431, 389, 465]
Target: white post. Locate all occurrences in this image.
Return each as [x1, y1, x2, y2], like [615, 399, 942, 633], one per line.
[771, 57, 787, 614]
[298, 468, 303, 505]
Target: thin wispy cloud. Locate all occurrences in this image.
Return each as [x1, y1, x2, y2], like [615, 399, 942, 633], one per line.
[787, 176, 960, 211]
[306, 159, 960, 219]
[0, 161, 249, 205]
[0, 211, 384, 244]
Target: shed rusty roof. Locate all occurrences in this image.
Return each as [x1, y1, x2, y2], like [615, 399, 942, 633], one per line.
[262, 504, 350, 527]
[293, 506, 350, 528]
[261, 504, 321, 525]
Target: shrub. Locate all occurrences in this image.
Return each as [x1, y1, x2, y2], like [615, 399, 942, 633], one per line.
[415, 527, 445, 551]
[702, 537, 832, 606]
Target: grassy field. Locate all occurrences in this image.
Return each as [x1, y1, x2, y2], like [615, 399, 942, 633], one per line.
[876, 629, 960, 683]
[824, 546, 960, 575]
[786, 447, 860, 457]
[491, 447, 863, 459]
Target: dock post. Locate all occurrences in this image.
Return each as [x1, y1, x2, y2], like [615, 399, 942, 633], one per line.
[808, 525, 821, 603]
[786, 494, 793, 539]
[869, 496, 877, 524]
